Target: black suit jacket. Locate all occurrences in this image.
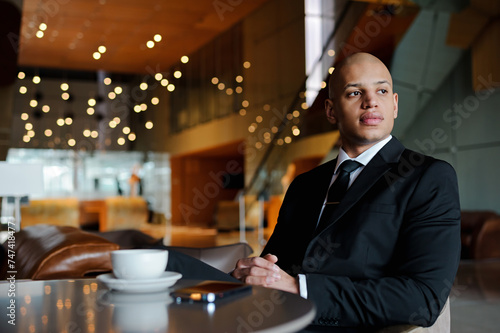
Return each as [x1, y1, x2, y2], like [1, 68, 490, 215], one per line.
[262, 137, 461, 330]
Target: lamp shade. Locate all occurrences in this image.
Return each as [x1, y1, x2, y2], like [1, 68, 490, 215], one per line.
[0, 162, 44, 196]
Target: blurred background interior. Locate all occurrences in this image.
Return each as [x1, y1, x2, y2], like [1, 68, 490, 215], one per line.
[0, 1, 499, 331]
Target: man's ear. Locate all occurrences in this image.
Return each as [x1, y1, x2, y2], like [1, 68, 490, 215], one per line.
[325, 99, 337, 124]
[393, 93, 399, 119]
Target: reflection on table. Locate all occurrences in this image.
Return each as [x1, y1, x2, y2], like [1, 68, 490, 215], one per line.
[0, 278, 316, 333]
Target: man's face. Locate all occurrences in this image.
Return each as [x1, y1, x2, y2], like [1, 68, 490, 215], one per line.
[325, 58, 398, 155]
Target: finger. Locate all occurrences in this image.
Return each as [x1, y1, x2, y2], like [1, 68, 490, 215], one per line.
[232, 265, 281, 283]
[235, 256, 280, 272]
[262, 253, 278, 264]
[242, 274, 281, 287]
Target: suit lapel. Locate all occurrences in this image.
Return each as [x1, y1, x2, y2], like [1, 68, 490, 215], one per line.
[313, 138, 405, 238]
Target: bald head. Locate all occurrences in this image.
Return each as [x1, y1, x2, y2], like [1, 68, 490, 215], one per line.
[328, 53, 393, 99]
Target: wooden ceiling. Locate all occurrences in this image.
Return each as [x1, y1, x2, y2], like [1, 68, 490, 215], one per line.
[18, 0, 270, 74]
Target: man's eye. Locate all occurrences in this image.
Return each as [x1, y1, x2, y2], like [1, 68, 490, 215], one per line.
[348, 91, 360, 97]
[379, 89, 388, 94]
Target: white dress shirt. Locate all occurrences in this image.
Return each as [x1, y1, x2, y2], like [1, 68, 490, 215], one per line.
[298, 135, 392, 299]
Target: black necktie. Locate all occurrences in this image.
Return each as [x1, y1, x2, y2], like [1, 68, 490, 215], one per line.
[316, 160, 362, 233]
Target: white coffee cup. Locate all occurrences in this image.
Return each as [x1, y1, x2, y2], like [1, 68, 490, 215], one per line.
[111, 249, 168, 280]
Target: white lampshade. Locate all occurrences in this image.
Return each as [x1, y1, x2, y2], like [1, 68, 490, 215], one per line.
[0, 162, 44, 196]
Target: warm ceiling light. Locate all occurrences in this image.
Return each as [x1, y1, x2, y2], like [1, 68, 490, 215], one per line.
[128, 133, 136, 141]
[217, 83, 225, 90]
[321, 81, 327, 89]
[301, 102, 308, 110]
[21, 113, 29, 120]
[140, 82, 148, 90]
[91, 131, 98, 138]
[19, 86, 27, 94]
[248, 124, 256, 133]
[271, 126, 278, 133]
[145, 121, 153, 129]
[65, 117, 73, 125]
[42, 105, 50, 113]
[211, 77, 219, 85]
[242, 100, 249, 108]
[173, 71, 182, 79]
[329, 67, 335, 74]
[155, 73, 163, 81]
[113, 117, 120, 124]
[30, 100, 38, 107]
[286, 113, 293, 120]
[277, 138, 284, 145]
[151, 97, 159, 105]
[293, 110, 300, 117]
[140, 103, 147, 111]
[284, 136, 292, 144]
[109, 120, 117, 128]
[114, 86, 122, 94]
[167, 84, 175, 92]
[87, 107, 95, 115]
[108, 92, 116, 99]
[68, 139, 76, 147]
[44, 129, 52, 137]
[33, 76, 41, 84]
[122, 127, 130, 134]
[23, 135, 30, 143]
[256, 116, 263, 123]
[134, 105, 141, 113]
[239, 109, 246, 116]
[56, 118, 65, 126]
[293, 128, 301, 136]
[226, 88, 233, 95]
[328, 49, 335, 57]
[181, 56, 189, 63]
[146, 40, 155, 48]
[60, 83, 69, 91]
[88, 98, 96, 106]
[36, 31, 44, 38]
[18, 72, 25, 79]
[263, 132, 271, 140]
[104, 77, 112, 85]
[117, 137, 126, 146]
[98, 45, 106, 53]
[153, 34, 162, 42]
[83, 129, 91, 137]
[243, 61, 251, 69]
[93, 52, 101, 60]
[161, 79, 168, 86]
[235, 86, 243, 94]
[236, 75, 243, 83]
[263, 104, 271, 111]
[255, 142, 262, 149]
[61, 92, 70, 100]
[25, 123, 33, 130]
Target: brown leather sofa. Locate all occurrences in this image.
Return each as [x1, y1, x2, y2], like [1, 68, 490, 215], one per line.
[460, 211, 500, 260]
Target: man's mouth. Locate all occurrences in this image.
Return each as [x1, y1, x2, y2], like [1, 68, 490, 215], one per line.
[360, 113, 383, 125]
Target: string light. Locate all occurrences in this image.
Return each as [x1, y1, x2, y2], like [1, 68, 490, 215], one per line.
[181, 56, 189, 63]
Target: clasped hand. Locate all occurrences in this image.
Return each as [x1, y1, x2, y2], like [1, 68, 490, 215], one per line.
[231, 254, 299, 294]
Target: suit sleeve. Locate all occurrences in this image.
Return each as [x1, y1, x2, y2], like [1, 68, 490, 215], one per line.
[306, 160, 461, 328]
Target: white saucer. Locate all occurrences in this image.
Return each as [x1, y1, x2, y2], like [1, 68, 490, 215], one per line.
[97, 271, 182, 293]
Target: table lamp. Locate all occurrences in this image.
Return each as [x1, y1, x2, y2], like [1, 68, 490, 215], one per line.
[0, 162, 44, 231]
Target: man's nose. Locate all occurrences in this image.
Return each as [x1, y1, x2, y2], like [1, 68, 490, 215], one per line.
[362, 92, 378, 109]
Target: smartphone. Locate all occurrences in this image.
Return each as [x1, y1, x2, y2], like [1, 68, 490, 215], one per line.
[170, 281, 252, 303]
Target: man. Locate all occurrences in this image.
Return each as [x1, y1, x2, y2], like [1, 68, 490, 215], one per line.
[231, 52, 461, 331]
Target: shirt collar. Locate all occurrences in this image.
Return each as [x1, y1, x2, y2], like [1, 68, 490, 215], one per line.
[335, 135, 392, 173]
